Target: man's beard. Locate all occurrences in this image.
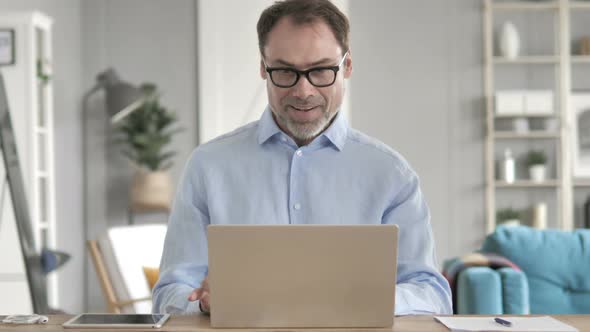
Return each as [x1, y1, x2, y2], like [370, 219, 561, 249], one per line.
[277, 106, 335, 142]
[273, 94, 338, 142]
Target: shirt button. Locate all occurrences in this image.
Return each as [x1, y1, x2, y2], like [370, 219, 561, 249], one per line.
[293, 203, 301, 210]
[296, 150, 303, 157]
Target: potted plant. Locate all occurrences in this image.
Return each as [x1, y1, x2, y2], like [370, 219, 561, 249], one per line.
[496, 207, 521, 227]
[113, 83, 182, 211]
[526, 150, 547, 183]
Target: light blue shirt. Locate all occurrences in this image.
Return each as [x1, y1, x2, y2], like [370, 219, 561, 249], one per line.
[153, 107, 452, 315]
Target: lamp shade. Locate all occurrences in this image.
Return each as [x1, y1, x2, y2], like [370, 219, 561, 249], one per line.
[96, 68, 147, 124]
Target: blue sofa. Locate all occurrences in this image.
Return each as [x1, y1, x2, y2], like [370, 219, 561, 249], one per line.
[454, 225, 590, 314]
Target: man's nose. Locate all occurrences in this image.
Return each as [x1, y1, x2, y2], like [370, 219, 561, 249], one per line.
[291, 75, 316, 98]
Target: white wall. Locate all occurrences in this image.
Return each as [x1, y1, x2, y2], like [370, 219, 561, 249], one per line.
[350, 0, 486, 261]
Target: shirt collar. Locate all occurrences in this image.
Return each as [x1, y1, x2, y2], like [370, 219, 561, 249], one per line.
[257, 106, 283, 145]
[319, 110, 347, 151]
[257, 105, 348, 151]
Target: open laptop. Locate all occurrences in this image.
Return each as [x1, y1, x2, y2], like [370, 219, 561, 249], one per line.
[207, 224, 398, 328]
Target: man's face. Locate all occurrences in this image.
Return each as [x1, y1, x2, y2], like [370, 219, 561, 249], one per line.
[260, 17, 352, 145]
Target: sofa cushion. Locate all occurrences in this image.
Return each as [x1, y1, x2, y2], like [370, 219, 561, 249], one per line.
[482, 226, 590, 314]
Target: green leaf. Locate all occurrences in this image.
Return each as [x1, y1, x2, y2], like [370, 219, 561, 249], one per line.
[111, 83, 182, 171]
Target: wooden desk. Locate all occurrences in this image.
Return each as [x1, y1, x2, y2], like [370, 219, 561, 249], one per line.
[0, 315, 588, 331]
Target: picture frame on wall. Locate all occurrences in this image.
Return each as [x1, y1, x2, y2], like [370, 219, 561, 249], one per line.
[570, 93, 590, 178]
[0, 29, 15, 66]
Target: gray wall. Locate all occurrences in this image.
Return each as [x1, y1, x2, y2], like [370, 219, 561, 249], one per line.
[81, 0, 198, 312]
[0, 0, 84, 313]
[349, 0, 486, 261]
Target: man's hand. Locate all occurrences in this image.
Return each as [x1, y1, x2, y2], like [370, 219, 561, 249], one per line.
[188, 277, 210, 312]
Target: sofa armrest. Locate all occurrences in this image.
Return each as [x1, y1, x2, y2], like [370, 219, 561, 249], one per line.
[456, 266, 502, 314]
[497, 267, 529, 314]
[456, 266, 529, 314]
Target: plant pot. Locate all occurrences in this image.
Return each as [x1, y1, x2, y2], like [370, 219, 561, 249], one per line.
[529, 165, 546, 183]
[130, 170, 172, 211]
[498, 219, 520, 227]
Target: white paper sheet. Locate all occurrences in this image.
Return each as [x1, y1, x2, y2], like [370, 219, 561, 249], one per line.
[434, 316, 578, 332]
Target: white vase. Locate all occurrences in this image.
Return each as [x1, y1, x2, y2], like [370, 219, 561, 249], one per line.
[499, 22, 520, 59]
[532, 203, 547, 229]
[529, 165, 546, 183]
[544, 118, 559, 132]
[513, 117, 529, 133]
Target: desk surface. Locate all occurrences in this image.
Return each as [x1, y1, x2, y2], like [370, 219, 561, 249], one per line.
[0, 315, 588, 331]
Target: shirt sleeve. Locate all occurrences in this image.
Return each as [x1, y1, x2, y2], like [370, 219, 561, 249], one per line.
[152, 151, 209, 314]
[382, 169, 453, 315]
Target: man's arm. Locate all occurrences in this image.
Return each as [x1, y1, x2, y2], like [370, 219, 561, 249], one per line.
[382, 170, 452, 315]
[152, 152, 209, 314]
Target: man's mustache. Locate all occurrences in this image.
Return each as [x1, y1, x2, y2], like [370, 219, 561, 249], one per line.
[282, 97, 324, 108]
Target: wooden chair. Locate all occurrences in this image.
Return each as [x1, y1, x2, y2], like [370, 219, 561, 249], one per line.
[86, 224, 166, 313]
[87, 240, 152, 313]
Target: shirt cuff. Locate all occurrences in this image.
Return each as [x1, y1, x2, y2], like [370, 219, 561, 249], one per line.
[198, 300, 210, 314]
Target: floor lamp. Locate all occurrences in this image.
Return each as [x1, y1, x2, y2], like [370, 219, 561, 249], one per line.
[82, 68, 148, 310]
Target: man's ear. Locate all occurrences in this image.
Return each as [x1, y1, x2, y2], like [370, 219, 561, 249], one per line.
[260, 59, 267, 80]
[344, 52, 352, 79]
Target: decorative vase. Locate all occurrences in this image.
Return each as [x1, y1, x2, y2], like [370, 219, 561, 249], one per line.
[499, 21, 520, 59]
[544, 118, 559, 132]
[130, 169, 172, 211]
[532, 203, 547, 229]
[513, 117, 529, 133]
[529, 164, 546, 183]
[501, 149, 515, 183]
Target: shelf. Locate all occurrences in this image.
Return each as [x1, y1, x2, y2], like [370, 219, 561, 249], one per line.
[494, 113, 556, 118]
[570, 1, 590, 9]
[493, 131, 560, 139]
[493, 56, 559, 64]
[571, 56, 590, 64]
[495, 180, 560, 188]
[574, 180, 590, 187]
[484, 0, 577, 233]
[492, 1, 558, 11]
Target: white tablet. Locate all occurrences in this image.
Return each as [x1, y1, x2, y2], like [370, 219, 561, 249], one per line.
[62, 313, 170, 329]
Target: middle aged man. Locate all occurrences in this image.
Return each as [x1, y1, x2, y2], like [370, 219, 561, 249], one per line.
[153, 0, 453, 316]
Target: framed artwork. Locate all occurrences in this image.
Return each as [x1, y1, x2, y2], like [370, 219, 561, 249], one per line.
[570, 93, 590, 178]
[0, 29, 15, 66]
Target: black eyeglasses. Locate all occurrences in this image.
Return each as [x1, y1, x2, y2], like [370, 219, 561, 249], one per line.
[263, 51, 349, 88]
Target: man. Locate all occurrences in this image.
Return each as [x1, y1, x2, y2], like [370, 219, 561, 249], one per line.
[153, 0, 452, 315]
